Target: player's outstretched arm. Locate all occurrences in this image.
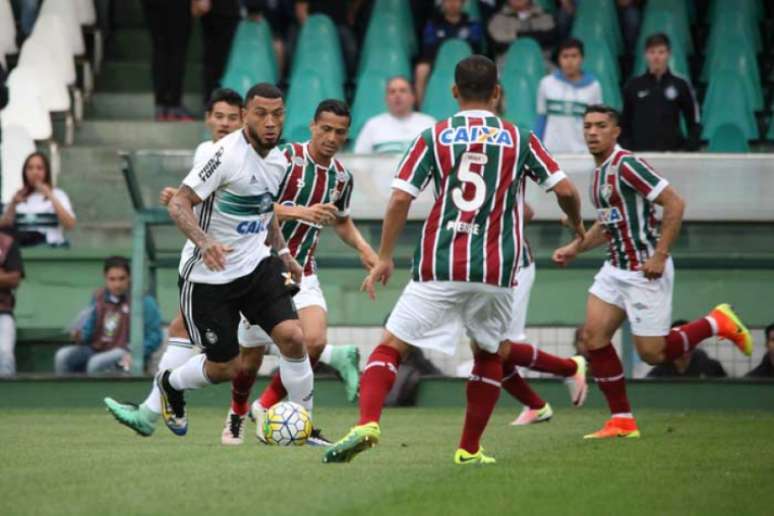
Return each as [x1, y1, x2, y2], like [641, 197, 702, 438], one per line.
[551, 178, 585, 242]
[274, 202, 338, 225]
[334, 216, 378, 271]
[267, 213, 303, 282]
[361, 189, 413, 299]
[553, 222, 607, 267]
[642, 185, 685, 279]
[168, 185, 232, 271]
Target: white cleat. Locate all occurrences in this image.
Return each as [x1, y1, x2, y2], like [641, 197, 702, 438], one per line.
[221, 410, 245, 445]
[511, 403, 553, 426]
[249, 399, 268, 444]
[566, 355, 588, 407]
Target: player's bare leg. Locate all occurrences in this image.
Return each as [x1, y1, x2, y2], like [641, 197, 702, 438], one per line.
[581, 294, 640, 439]
[323, 331, 409, 463]
[104, 311, 197, 436]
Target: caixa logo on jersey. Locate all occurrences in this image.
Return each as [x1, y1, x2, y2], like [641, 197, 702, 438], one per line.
[236, 219, 269, 234]
[439, 126, 514, 147]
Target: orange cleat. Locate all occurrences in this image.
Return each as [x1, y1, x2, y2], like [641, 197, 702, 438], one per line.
[583, 417, 640, 439]
[709, 304, 754, 356]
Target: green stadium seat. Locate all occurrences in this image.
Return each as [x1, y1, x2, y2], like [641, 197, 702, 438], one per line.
[503, 38, 545, 84]
[701, 74, 758, 141]
[421, 70, 457, 120]
[463, 0, 481, 20]
[583, 41, 620, 84]
[636, 9, 692, 56]
[534, 0, 556, 13]
[291, 15, 344, 82]
[707, 123, 750, 152]
[370, 0, 416, 56]
[285, 69, 345, 142]
[357, 44, 411, 82]
[708, 0, 762, 23]
[701, 44, 763, 111]
[432, 39, 473, 75]
[572, 4, 622, 56]
[705, 11, 761, 58]
[597, 74, 622, 111]
[350, 72, 389, 143]
[361, 12, 414, 61]
[220, 21, 277, 94]
[502, 75, 537, 130]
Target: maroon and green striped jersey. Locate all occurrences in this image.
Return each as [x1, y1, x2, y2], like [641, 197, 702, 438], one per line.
[276, 142, 353, 275]
[590, 145, 669, 271]
[393, 110, 566, 288]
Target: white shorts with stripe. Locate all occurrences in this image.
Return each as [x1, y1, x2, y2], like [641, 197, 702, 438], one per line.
[238, 274, 326, 348]
[385, 280, 513, 355]
[504, 262, 535, 342]
[589, 259, 674, 337]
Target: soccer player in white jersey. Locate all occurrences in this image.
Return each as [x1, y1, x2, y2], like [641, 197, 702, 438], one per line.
[153, 82, 313, 437]
[104, 88, 245, 436]
[553, 105, 753, 439]
[324, 56, 586, 465]
[221, 99, 379, 446]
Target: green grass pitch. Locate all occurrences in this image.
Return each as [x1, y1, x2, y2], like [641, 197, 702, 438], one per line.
[2, 406, 773, 515]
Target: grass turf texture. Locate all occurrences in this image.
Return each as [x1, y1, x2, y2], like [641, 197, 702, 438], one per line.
[2, 407, 773, 515]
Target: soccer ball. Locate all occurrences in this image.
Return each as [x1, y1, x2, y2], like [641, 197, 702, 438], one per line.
[262, 401, 313, 446]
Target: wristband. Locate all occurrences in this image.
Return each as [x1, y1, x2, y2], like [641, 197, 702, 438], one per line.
[278, 247, 290, 257]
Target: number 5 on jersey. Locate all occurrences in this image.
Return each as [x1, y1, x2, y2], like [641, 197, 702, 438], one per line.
[452, 152, 488, 212]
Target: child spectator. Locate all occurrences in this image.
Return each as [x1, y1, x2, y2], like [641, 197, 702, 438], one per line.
[0, 228, 24, 376]
[54, 256, 162, 375]
[0, 152, 76, 247]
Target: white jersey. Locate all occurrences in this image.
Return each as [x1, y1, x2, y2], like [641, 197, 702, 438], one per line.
[15, 188, 75, 245]
[192, 140, 215, 166]
[178, 129, 289, 284]
[537, 71, 602, 153]
[353, 112, 436, 154]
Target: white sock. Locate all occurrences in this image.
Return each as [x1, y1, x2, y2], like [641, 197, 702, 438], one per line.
[705, 315, 719, 335]
[318, 344, 333, 365]
[142, 339, 196, 414]
[279, 353, 314, 416]
[267, 343, 280, 357]
[169, 354, 211, 391]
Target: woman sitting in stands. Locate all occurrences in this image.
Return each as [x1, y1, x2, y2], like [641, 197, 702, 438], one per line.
[0, 152, 76, 247]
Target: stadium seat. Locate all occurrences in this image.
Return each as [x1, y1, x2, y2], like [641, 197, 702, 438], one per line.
[1, 67, 53, 141]
[708, 0, 762, 24]
[75, 0, 97, 25]
[432, 39, 473, 75]
[38, 1, 86, 57]
[534, 0, 556, 13]
[16, 44, 71, 116]
[291, 15, 345, 86]
[463, 0, 481, 20]
[360, 13, 414, 70]
[707, 123, 750, 152]
[370, 0, 415, 54]
[502, 38, 545, 84]
[704, 11, 761, 60]
[583, 41, 620, 84]
[221, 21, 278, 93]
[572, 5, 622, 57]
[0, 0, 17, 57]
[701, 44, 763, 111]
[26, 17, 78, 86]
[0, 125, 34, 203]
[357, 44, 411, 82]
[285, 69, 344, 142]
[421, 69, 458, 121]
[701, 74, 757, 141]
[350, 73, 389, 143]
[636, 9, 692, 56]
[502, 75, 537, 130]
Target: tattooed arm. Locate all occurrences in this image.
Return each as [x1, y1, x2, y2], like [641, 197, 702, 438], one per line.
[268, 213, 303, 282]
[168, 185, 232, 271]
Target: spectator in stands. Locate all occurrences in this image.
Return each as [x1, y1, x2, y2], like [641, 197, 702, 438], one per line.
[415, 0, 483, 104]
[647, 320, 727, 378]
[487, 0, 556, 60]
[535, 38, 602, 153]
[192, 0, 241, 108]
[10, 0, 39, 38]
[746, 324, 774, 378]
[621, 33, 700, 151]
[353, 76, 436, 154]
[0, 229, 24, 377]
[555, 1, 641, 49]
[54, 256, 162, 375]
[142, 0, 194, 121]
[0, 152, 76, 247]
[294, 0, 367, 78]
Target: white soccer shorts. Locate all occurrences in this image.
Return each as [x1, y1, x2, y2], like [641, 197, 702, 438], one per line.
[238, 274, 327, 348]
[589, 259, 674, 337]
[385, 280, 514, 355]
[504, 262, 535, 342]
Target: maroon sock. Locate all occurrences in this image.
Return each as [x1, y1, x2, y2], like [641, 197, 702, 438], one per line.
[459, 351, 503, 454]
[358, 344, 401, 425]
[501, 365, 545, 409]
[505, 342, 578, 377]
[231, 369, 256, 416]
[258, 355, 320, 409]
[664, 318, 714, 361]
[588, 344, 631, 415]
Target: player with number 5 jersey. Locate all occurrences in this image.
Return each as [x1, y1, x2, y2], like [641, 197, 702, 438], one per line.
[324, 56, 586, 466]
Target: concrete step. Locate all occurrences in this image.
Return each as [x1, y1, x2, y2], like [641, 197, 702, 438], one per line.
[85, 93, 204, 120]
[75, 120, 204, 148]
[106, 27, 204, 62]
[95, 61, 203, 93]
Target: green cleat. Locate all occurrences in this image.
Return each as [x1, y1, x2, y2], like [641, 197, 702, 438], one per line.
[454, 447, 496, 465]
[322, 422, 380, 464]
[329, 345, 361, 403]
[104, 397, 156, 437]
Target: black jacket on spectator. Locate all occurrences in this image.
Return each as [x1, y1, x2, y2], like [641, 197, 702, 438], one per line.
[746, 355, 774, 378]
[421, 12, 483, 62]
[647, 349, 726, 378]
[621, 69, 700, 151]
